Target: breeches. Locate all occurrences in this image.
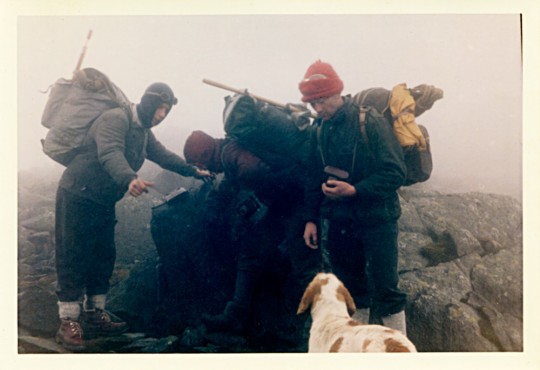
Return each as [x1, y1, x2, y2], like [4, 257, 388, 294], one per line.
[325, 219, 407, 318]
[55, 187, 116, 302]
[236, 210, 285, 273]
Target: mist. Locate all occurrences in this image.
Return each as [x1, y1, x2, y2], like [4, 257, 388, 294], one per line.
[6, 4, 540, 367]
[17, 14, 522, 199]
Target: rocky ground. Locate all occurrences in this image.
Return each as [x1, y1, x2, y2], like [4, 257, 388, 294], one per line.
[17, 170, 523, 353]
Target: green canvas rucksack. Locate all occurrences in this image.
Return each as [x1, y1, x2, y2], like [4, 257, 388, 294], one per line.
[40, 67, 131, 166]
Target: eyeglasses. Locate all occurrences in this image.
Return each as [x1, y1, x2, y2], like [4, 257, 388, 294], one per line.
[145, 91, 178, 105]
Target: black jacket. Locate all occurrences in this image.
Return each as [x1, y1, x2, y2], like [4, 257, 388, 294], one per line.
[303, 95, 406, 226]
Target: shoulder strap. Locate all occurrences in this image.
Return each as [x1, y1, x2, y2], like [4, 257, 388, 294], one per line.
[354, 91, 371, 149]
[358, 107, 369, 146]
[353, 92, 377, 164]
[316, 123, 326, 166]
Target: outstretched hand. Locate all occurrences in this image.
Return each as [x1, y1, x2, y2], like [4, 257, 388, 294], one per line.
[128, 178, 154, 197]
[194, 168, 214, 179]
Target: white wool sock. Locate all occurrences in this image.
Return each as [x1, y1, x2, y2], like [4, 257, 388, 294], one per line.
[382, 310, 407, 336]
[83, 294, 106, 311]
[58, 301, 81, 320]
[351, 308, 370, 323]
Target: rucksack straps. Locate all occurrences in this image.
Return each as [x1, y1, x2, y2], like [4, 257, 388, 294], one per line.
[353, 91, 374, 159]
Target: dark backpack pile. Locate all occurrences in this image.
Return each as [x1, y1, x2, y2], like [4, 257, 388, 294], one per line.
[222, 94, 311, 168]
[220, 83, 442, 187]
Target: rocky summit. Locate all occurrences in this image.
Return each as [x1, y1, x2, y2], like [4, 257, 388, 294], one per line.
[18, 170, 522, 353]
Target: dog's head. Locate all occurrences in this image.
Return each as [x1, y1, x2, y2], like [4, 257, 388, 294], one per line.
[297, 272, 356, 316]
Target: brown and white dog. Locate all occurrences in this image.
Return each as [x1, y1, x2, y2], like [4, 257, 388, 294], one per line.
[297, 272, 417, 353]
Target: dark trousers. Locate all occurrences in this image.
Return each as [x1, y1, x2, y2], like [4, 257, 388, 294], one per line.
[232, 202, 321, 311]
[325, 219, 407, 319]
[283, 206, 322, 303]
[55, 187, 116, 302]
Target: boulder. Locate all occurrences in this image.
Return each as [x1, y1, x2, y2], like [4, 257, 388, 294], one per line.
[17, 173, 523, 353]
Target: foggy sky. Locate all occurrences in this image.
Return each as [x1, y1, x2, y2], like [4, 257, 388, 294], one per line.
[17, 14, 523, 198]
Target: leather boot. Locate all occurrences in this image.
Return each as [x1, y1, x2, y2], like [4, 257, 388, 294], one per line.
[382, 310, 407, 335]
[55, 319, 86, 352]
[80, 308, 128, 337]
[202, 301, 250, 335]
[202, 269, 258, 334]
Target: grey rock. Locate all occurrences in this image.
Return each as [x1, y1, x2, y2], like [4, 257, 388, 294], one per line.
[479, 237, 505, 255]
[412, 192, 521, 248]
[454, 252, 483, 276]
[17, 174, 523, 353]
[398, 232, 431, 272]
[446, 226, 484, 257]
[18, 335, 69, 354]
[400, 262, 481, 351]
[470, 249, 522, 318]
[17, 285, 60, 336]
[398, 197, 427, 233]
[19, 211, 55, 233]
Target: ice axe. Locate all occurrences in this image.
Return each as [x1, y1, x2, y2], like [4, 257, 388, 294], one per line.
[74, 29, 93, 73]
[202, 78, 317, 119]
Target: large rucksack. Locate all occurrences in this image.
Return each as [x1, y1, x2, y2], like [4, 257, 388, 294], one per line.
[222, 94, 311, 167]
[41, 68, 131, 166]
[354, 83, 443, 186]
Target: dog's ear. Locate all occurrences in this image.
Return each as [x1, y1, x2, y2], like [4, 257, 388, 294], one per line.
[337, 283, 356, 316]
[297, 279, 320, 314]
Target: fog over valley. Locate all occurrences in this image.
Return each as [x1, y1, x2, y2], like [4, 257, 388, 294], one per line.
[17, 15, 523, 199]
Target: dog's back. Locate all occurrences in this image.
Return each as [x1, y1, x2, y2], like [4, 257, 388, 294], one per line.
[312, 319, 416, 352]
[298, 273, 417, 353]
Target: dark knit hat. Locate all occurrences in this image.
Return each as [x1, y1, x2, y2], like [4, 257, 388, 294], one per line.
[184, 130, 218, 168]
[137, 82, 177, 127]
[298, 60, 344, 103]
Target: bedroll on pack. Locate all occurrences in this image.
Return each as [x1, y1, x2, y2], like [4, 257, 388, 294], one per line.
[354, 83, 443, 186]
[222, 94, 310, 167]
[41, 68, 131, 166]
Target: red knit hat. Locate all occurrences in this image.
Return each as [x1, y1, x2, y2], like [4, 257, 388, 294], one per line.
[298, 60, 344, 102]
[183, 130, 217, 168]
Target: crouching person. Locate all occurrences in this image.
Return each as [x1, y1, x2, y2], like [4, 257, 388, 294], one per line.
[54, 83, 211, 351]
[183, 131, 320, 336]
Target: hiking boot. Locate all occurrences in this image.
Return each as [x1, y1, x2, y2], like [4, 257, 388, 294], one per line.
[202, 301, 250, 335]
[202, 312, 247, 335]
[80, 309, 128, 337]
[55, 319, 86, 352]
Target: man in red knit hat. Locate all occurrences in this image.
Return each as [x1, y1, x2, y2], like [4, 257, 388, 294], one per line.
[298, 60, 410, 335]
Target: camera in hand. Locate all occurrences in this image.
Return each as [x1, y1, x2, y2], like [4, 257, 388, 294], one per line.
[324, 165, 349, 184]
